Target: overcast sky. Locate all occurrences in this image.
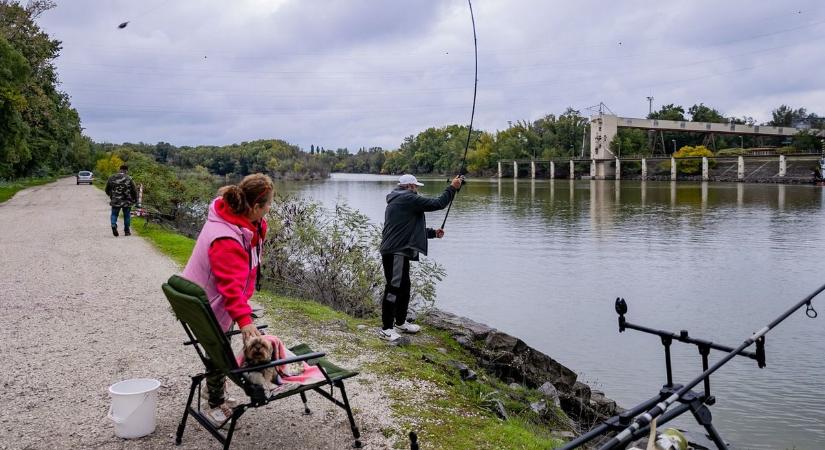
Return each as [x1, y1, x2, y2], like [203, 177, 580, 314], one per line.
[38, 0, 825, 150]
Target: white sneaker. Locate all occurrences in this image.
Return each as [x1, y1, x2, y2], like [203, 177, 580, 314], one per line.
[223, 397, 240, 408]
[395, 322, 421, 334]
[203, 405, 231, 428]
[379, 328, 402, 341]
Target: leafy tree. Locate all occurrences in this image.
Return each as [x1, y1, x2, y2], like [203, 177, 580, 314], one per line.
[94, 153, 124, 180]
[688, 103, 726, 123]
[0, 35, 30, 179]
[0, 0, 84, 178]
[466, 132, 494, 174]
[792, 130, 822, 152]
[768, 105, 807, 127]
[609, 129, 649, 157]
[648, 104, 686, 121]
[381, 150, 408, 174]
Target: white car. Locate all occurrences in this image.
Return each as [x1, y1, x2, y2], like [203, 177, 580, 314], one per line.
[76, 170, 94, 185]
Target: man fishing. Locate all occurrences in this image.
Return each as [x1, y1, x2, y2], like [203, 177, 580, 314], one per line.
[378, 174, 463, 342]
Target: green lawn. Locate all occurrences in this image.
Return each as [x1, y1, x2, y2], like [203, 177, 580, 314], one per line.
[0, 177, 59, 204]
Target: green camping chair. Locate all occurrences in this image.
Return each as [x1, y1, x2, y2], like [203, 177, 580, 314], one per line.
[161, 274, 362, 449]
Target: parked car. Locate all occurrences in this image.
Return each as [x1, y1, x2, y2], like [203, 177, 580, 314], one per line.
[76, 170, 94, 185]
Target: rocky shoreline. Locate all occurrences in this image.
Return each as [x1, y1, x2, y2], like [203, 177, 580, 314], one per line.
[420, 308, 621, 433]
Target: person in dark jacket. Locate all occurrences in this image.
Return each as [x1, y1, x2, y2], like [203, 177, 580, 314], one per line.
[379, 174, 463, 341]
[105, 164, 138, 236]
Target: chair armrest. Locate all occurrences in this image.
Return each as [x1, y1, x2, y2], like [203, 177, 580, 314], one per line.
[230, 352, 326, 375]
[183, 324, 268, 346]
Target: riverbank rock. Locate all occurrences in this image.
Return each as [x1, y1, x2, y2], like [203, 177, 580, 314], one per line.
[422, 309, 577, 390]
[538, 381, 561, 407]
[421, 308, 620, 427]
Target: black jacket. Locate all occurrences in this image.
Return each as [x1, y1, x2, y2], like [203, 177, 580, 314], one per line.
[380, 185, 457, 257]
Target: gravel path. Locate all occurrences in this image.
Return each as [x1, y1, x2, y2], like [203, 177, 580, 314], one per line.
[0, 178, 394, 449]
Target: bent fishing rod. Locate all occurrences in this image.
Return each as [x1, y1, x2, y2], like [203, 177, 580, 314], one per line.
[572, 283, 824, 450]
[440, 0, 477, 230]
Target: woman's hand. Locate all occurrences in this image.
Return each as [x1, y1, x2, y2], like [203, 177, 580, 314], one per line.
[241, 323, 262, 343]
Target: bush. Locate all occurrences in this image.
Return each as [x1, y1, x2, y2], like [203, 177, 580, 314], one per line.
[94, 154, 124, 180]
[715, 148, 749, 156]
[262, 197, 444, 317]
[661, 145, 714, 175]
[94, 150, 218, 236]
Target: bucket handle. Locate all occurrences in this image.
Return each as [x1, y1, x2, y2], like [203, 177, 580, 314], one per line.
[108, 392, 151, 424]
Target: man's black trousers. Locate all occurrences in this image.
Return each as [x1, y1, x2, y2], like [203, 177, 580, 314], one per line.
[381, 253, 411, 330]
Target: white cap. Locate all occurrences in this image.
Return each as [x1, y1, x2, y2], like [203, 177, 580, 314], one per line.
[398, 174, 424, 186]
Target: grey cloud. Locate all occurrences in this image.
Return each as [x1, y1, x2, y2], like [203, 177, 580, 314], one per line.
[39, 0, 825, 149]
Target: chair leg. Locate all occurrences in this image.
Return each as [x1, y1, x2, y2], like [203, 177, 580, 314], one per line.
[336, 381, 362, 448]
[223, 406, 246, 450]
[177, 376, 201, 445]
[299, 391, 311, 415]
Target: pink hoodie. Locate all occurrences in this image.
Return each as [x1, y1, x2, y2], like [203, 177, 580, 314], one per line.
[183, 197, 265, 331]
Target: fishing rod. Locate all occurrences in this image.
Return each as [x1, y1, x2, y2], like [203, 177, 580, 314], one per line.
[440, 0, 477, 230]
[560, 283, 823, 450]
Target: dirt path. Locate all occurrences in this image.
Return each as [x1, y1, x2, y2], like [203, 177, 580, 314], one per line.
[0, 178, 393, 449]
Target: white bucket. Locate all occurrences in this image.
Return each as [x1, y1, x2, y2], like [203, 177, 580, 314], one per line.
[107, 378, 161, 439]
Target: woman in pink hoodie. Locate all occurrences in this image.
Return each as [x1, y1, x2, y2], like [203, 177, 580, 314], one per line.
[182, 173, 273, 425]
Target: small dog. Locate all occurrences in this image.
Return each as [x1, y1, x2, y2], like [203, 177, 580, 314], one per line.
[242, 336, 278, 390]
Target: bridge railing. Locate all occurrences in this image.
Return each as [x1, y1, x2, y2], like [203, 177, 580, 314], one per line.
[496, 153, 824, 181]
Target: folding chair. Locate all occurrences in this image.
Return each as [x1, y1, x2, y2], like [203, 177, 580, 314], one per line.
[161, 274, 362, 449]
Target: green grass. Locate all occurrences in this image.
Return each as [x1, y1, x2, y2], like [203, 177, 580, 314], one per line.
[134, 219, 569, 449]
[0, 176, 59, 204]
[361, 327, 566, 449]
[131, 218, 196, 267]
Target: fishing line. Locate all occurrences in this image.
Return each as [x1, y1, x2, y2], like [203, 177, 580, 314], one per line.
[440, 0, 477, 230]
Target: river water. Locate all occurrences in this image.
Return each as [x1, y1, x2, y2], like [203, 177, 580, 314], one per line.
[279, 173, 825, 449]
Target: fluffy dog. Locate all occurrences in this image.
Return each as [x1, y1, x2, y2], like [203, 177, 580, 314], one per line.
[242, 336, 277, 389]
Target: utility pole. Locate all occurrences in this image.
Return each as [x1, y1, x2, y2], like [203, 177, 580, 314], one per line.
[646, 96, 654, 116]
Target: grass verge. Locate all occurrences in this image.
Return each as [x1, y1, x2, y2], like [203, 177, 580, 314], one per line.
[136, 219, 568, 449]
[0, 176, 59, 204]
[131, 218, 195, 266]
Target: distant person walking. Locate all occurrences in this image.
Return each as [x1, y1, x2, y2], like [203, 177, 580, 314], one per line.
[105, 164, 138, 236]
[378, 174, 463, 342]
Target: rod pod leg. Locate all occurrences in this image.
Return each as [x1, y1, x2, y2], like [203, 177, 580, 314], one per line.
[689, 399, 728, 449]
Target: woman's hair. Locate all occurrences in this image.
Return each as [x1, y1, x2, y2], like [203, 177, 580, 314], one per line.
[218, 173, 274, 216]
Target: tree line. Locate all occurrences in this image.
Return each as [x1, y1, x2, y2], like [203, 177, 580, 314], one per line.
[2, 0, 821, 183]
[0, 0, 91, 180]
[332, 108, 591, 176]
[331, 104, 823, 176]
[95, 139, 331, 180]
